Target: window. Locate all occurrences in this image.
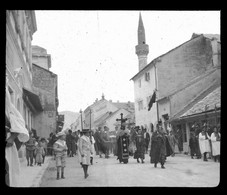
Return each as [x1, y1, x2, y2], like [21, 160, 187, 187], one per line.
[138, 79, 141, 88]
[138, 100, 143, 111]
[145, 72, 150, 81]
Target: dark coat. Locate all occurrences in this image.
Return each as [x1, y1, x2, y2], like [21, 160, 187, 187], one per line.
[145, 132, 150, 147]
[189, 136, 200, 156]
[150, 132, 166, 164]
[165, 135, 174, 157]
[94, 131, 106, 153]
[133, 134, 145, 159]
[66, 134, 76, 152]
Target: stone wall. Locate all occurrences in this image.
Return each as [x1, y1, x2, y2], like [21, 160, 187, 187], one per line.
[157, 36, 213, 99]
[32, 64, 57, 138]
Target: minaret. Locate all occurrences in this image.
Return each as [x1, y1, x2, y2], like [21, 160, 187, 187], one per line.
[135, 12, 149, 71]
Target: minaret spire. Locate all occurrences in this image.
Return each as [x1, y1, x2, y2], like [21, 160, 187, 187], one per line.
[138, 12, 146, 45]
[135, 12, 149, 71]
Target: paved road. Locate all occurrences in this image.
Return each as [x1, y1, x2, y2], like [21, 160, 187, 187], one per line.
[40, 153, 220, 187]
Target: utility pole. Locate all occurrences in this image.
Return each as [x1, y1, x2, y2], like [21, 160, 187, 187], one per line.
[89, 109, 92, 131]
[80, 109, 83, 130]
[154, 63, 159, 122]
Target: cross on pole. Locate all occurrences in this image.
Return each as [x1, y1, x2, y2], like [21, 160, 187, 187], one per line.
[116, 113, 127, 130]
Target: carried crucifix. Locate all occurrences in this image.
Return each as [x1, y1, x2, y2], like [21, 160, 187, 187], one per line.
[116, 113, 127, 130]
[115, 113, 129, 164]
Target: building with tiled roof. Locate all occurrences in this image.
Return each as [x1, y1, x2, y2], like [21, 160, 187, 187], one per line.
[82, 94, 135, 131]
[94, 108, 133, 131]
[168, 85, 221, 154]
[180, 86, 220, 119]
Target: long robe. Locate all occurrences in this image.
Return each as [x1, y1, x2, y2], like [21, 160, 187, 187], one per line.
[164, 135, 174, 157]
[199, 132, 211, 154]
[150, 132, 166, 164]
[210, 132, 220, 156]
[78, 135, 92, 165]
[133, 134, 145, 159]
[35, 146, 45, 164]
[94, 131, 106, 154]
[189, 136, 200, 156]
[116, 129, 130, 163]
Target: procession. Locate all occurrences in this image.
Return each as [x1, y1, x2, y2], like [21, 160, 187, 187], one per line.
[5, 10, 220, 188]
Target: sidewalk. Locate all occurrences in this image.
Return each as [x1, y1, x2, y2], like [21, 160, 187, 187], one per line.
[18, 156, 52, 187]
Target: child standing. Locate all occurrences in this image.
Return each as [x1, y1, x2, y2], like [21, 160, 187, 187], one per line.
[40, 138, 47, 163]
[53, 131, 67, 180]
[34, 140, 45, 166]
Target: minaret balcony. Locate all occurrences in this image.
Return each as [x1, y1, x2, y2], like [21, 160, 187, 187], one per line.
[135, 44, 149, 56]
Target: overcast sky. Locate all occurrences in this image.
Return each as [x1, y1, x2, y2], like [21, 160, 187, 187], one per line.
[31, 10, 220, 113]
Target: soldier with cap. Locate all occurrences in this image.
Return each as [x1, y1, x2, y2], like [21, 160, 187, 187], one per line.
[78, 129, 93, 179]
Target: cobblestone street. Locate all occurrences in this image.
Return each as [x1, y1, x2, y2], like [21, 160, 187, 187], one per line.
[39, 153, 220, 187]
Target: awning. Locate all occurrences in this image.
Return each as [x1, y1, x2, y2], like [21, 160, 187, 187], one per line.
[23, 88, 43, 112]
[169, 86, 220, 122]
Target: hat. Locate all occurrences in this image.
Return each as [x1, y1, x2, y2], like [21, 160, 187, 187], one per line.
[82, 129, 90, 133]
[56, 131, 65, 137]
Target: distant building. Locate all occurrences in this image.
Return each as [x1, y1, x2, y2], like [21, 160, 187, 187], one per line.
[32, 45, 51, 70]
[131, 13, 221, 136]
[32, 46, 59, 138]
[83, 94, 135, 131]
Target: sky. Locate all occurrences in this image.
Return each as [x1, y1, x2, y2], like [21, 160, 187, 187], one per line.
[31, 10, 220, 113]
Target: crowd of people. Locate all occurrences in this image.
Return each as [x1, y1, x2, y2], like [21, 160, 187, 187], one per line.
[7, 117, 220, 184]
[189, 123, 221, 162]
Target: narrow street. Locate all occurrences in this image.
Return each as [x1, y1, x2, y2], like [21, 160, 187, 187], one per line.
[40, 153, 220, 187]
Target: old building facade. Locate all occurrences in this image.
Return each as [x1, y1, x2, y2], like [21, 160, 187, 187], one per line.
[32, 46, 59, 138]
[6, 10, 44, 159]
[6, 10, 59, 143]
[131, 13, 221, 145]
[6, 10, 41, 130]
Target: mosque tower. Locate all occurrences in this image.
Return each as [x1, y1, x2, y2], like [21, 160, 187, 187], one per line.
[135, 12, 149, 71]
